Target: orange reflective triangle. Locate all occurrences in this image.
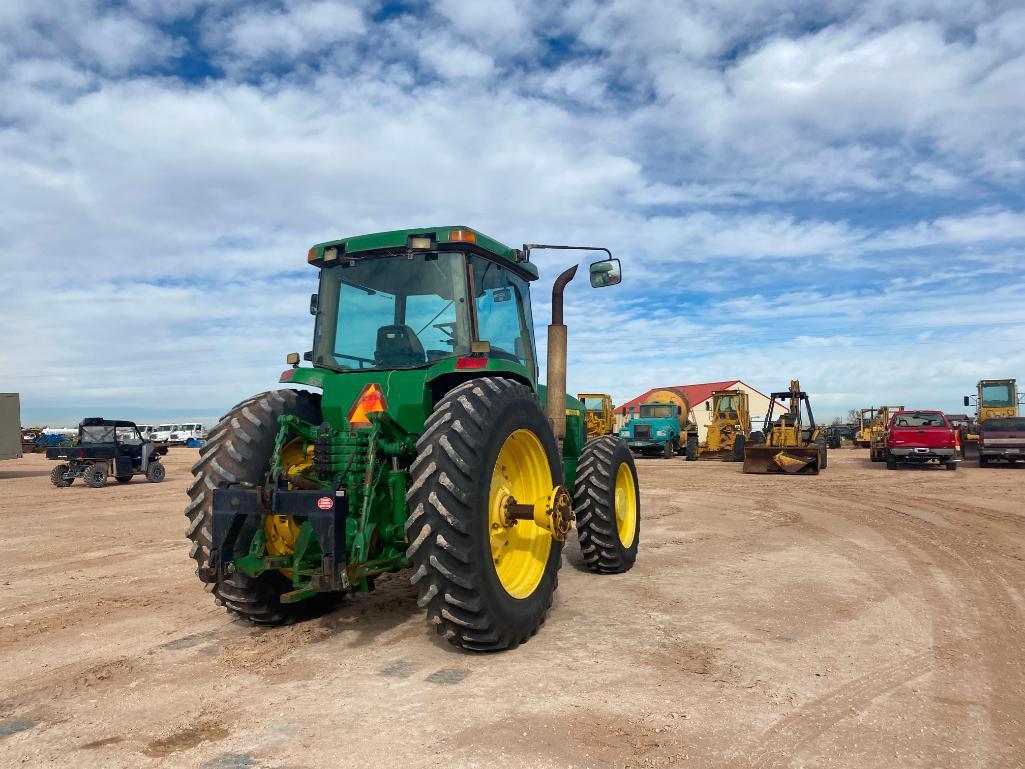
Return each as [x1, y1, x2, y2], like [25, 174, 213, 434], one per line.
[348, 383, 387, 428]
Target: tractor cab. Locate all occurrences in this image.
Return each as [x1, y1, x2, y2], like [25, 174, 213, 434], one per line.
[307, 229, 540, 383]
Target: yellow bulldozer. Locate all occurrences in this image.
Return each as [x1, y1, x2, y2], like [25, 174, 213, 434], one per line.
[577, 393, 616, 438]
[743, 380, 826, 475]
[686, 389, 751, 461]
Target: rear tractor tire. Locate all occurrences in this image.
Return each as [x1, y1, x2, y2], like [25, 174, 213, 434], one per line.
[574, 436, 639, 574]
[84, 464, 108, 488]
[185, 389, 323, 625]
[50, 464, 73, 487]
[406, 377, 563, 651]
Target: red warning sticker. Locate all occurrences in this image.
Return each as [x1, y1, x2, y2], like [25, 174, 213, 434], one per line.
[316, 496, 334, 510]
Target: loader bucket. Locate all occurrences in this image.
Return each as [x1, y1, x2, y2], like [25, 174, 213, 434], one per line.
[742, 445, 820, 475]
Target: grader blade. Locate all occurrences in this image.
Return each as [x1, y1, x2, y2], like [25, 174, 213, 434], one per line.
[742, 445, 820, 475]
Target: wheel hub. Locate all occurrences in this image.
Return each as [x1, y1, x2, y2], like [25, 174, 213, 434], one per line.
[501, 485, 573, 541]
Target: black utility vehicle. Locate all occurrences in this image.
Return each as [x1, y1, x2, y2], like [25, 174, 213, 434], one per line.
[48, 418, 167, 487]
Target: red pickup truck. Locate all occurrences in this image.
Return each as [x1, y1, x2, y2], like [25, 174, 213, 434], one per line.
[884, 410, 960, 471]
[978, 417, 1025, 467]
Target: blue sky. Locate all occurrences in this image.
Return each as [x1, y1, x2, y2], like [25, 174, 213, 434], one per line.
[2, 0, 1024, 426]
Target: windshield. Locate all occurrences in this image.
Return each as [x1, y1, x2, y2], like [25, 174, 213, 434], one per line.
[715, 394, 740, 417]
[891, 412, 947, 427]
[639, 404, 674, 419]
[580, 397, 606, 411]
[981, 383, 1013, 407]
[315, 252, 471, 371]
[81, 425, 116, 443]
[982, 418, 1025, 432]
[156, 425, 175, 432]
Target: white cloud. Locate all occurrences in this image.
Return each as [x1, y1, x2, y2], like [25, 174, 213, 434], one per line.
[210, 0, 365, 64]
[1, 0, 1024, 422]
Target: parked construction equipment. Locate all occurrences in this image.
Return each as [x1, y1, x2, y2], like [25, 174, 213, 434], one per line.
[689, 389, 751, 462]
[578, 393, 616, 437]
[743, 380, 826, 475]
[619, 389, 695, 458]
[961, 379, 1022, 459]
[869, 405, 904, 462]
[187, 226, 640, 651]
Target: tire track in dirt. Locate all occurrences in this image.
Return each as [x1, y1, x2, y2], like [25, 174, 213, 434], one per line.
[735, 483, 1025, 769]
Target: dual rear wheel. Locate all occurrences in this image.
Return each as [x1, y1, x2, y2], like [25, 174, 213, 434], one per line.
[405, 377, 639, 650]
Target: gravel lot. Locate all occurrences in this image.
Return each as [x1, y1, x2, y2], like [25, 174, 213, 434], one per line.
[1, 448, 1022, 768]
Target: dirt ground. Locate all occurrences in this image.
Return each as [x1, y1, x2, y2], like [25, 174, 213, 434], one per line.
[1, 448, 1023, 769]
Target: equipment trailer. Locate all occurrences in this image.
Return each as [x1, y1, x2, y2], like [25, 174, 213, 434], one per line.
[188, 227, 641, 651]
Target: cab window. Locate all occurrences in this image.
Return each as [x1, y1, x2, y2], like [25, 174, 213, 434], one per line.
[470, 256, 535, 370]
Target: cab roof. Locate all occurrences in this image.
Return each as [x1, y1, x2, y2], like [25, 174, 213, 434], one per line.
[308, 226, 538, 279]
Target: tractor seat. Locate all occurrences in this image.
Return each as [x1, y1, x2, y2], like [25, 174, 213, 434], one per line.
[375, 325, 426, 367]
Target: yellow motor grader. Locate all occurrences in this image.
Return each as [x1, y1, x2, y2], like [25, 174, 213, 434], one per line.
[743, 380, 826, 475]
[688, 389, 751, 461]
[577, 393, 616, 437]
[868, 404, 904, 462]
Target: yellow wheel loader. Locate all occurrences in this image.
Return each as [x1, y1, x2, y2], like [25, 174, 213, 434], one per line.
[689, 389, 751, 462]
[578, 393, 616, 438]
[743, 380, 826, 475]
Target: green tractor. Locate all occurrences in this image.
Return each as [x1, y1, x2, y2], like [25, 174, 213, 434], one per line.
[186, 226, 640, 650]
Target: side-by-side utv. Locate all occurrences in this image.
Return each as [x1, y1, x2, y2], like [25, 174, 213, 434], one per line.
[49, 418, 167, 487]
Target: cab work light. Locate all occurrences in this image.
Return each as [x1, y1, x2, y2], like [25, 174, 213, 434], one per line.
[447, 229, 476, 244]
[348, 383, 387, 428]
[408, 235, 434, 249]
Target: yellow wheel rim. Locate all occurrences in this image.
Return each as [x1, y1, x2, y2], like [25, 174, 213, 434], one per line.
[614, 461, 638, 548]
[488, 429, 553, 599]
[263, 439, 309, 566]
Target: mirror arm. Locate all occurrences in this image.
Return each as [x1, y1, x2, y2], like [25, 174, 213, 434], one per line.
[521, 244, 612, 262]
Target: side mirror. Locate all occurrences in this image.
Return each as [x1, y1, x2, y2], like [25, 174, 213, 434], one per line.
[310, 293, 319, 315]
[963, 396, 969, 407]
[589, 258, 621, 288]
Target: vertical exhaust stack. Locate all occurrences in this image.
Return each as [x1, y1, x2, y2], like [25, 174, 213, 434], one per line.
[547, 266, 578, 440]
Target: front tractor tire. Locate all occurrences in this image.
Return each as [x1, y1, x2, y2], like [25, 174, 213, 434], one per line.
[406, 377, 563, 651]
[185, 389, 322, 625]
[574, 436, 640, 573]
